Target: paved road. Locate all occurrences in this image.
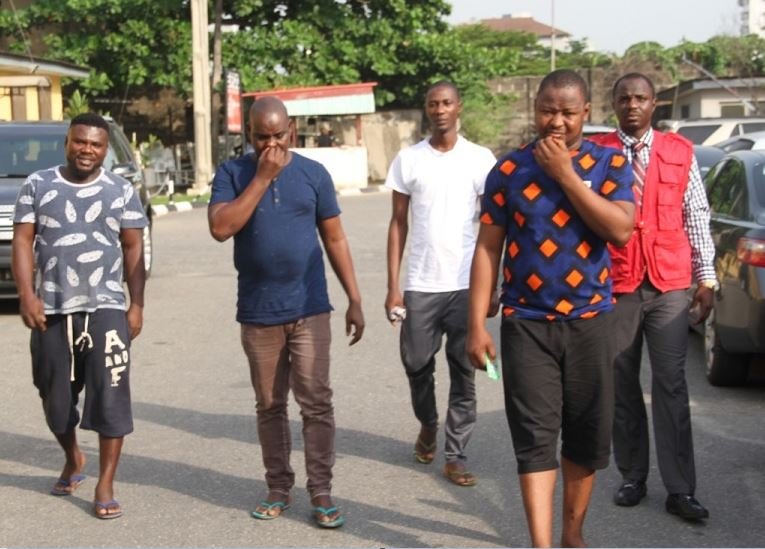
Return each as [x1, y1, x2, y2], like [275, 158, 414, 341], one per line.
[1, 192, 764, 547]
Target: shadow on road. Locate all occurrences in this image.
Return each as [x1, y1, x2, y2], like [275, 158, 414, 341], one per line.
[3, 386, 764, 547]
[127, 401, 526, 542]
[0, 299, 19, 316]
[0, 428, 516, 547]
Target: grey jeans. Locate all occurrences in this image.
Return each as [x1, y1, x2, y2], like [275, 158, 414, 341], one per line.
[400, 290, 476, 463]
[240, 312, 334, 499]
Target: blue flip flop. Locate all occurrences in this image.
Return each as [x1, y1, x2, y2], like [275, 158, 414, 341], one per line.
[50, 474, 86, 496]
[93, 499, 123, 520]
[251, 501, 290, 520]
[313, 506, 345, 529]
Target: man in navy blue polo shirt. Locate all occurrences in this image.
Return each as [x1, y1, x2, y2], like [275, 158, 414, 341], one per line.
[208, 96, 364, 529]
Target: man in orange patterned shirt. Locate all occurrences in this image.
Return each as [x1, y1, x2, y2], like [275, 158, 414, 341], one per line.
[467, 69, 634, 547]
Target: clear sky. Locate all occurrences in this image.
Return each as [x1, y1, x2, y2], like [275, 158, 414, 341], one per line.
[447, 0, 741, 55]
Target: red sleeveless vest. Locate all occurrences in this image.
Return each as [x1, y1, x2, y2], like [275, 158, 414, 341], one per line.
[588, 131, 693, 293]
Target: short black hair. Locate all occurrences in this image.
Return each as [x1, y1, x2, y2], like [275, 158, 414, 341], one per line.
[69, 112, 109, 133]
[612, 72, 656, 99]
[537, 69, 588, 100]
[426, 80, 461, 101]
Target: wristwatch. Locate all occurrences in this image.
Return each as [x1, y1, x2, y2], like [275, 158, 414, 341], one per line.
[700, 279, 719, 291]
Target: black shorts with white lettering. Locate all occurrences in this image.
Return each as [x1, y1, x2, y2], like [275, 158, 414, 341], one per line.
[31, 308, 134, 437]
[500, 312, 614, 474]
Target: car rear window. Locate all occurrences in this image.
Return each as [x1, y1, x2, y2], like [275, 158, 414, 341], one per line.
[677, 125, 719, 144]
[741, 122, 765, 134]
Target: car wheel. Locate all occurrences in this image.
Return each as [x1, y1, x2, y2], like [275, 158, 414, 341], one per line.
[143, 218, 153, 279]
[704, 309, 748, 386]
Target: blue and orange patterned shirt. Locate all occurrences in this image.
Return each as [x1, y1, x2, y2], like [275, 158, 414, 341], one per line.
[480, 139, 633, 321]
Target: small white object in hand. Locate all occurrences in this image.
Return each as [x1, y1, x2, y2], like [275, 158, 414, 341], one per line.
[388, 306, 407, 324]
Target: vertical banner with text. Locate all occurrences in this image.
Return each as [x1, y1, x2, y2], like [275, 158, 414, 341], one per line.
[225, 70, 242, 133]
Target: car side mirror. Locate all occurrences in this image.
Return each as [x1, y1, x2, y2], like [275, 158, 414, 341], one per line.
[112, 163, 138, 178]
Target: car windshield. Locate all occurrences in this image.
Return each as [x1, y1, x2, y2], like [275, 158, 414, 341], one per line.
[0, 134, 65, 177]
[741, 122, 765, 134]
[0, 125, 120, 177]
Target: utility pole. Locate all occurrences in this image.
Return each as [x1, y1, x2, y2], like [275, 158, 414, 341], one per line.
[550, 0, 556, 71]
[211, 0, 223, 166]
[190, 0, 212, 193]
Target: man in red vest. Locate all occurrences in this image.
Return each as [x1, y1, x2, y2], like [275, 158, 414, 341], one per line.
[590, 73, 716, 521]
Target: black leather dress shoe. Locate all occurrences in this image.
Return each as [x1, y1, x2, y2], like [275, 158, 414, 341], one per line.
[666, 494, 709, 520]
[614, 481, 647, 506]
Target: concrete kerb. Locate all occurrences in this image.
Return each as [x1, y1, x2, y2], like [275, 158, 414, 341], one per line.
[151, 200, 207, 218]
[337, 183, 391, 197]
[151, 184, 390, 217]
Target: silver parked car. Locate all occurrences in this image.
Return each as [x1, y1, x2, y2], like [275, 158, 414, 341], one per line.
[659, 118, 765, 146]
[714, 130, 765, 153]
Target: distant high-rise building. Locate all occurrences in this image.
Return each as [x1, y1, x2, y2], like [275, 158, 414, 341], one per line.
[740, 0, 765, 37]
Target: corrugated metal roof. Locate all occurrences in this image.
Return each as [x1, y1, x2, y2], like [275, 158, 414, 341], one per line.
[658, 77, 765, 99]
[243, 82, 377, 116]
[0, 51, 89, 78]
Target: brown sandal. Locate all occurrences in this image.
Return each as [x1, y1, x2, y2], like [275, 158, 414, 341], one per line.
[414, 434, 437, 464]
[443, 463, 477, 487]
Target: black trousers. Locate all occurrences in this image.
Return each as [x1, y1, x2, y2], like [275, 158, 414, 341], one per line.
[500, 312, 614, 474]
[612, 281, 697, 495]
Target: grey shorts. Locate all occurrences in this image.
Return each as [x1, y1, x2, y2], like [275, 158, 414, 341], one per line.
[31, 308, 134, 437]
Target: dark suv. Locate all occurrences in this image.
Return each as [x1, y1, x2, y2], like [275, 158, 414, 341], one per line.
[0, 120, 153, 297]
[702, 150, 765, 385]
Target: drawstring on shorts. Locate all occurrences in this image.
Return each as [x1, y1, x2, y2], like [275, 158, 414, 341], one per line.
[66, 313, 94, 381]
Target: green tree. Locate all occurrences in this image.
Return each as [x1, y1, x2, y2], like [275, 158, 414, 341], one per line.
[220, 0, 455, 107]
[618, 35, 765, 82]
[63, 89, 91, 119]
[557, 39, 613, 70]
[449, 24, 545, 76]
[460, 92, 515, 149]
[0, 0, 463, 107]
[702, 35, 765, 77]
[0, 0, 192, 96]
[622, 41, 680, 78]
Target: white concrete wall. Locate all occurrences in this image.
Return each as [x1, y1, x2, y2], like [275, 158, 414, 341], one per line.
[699, 90, 745, 117]
[290, 109, 422, 187]
[673, 87, 765, 118]
[538, 36, 573, 51]
[360, 109, 422, 182]
[293, 146, 369, 191]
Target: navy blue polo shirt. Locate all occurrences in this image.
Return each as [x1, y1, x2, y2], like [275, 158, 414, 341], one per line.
[210, 152, 340, 325]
